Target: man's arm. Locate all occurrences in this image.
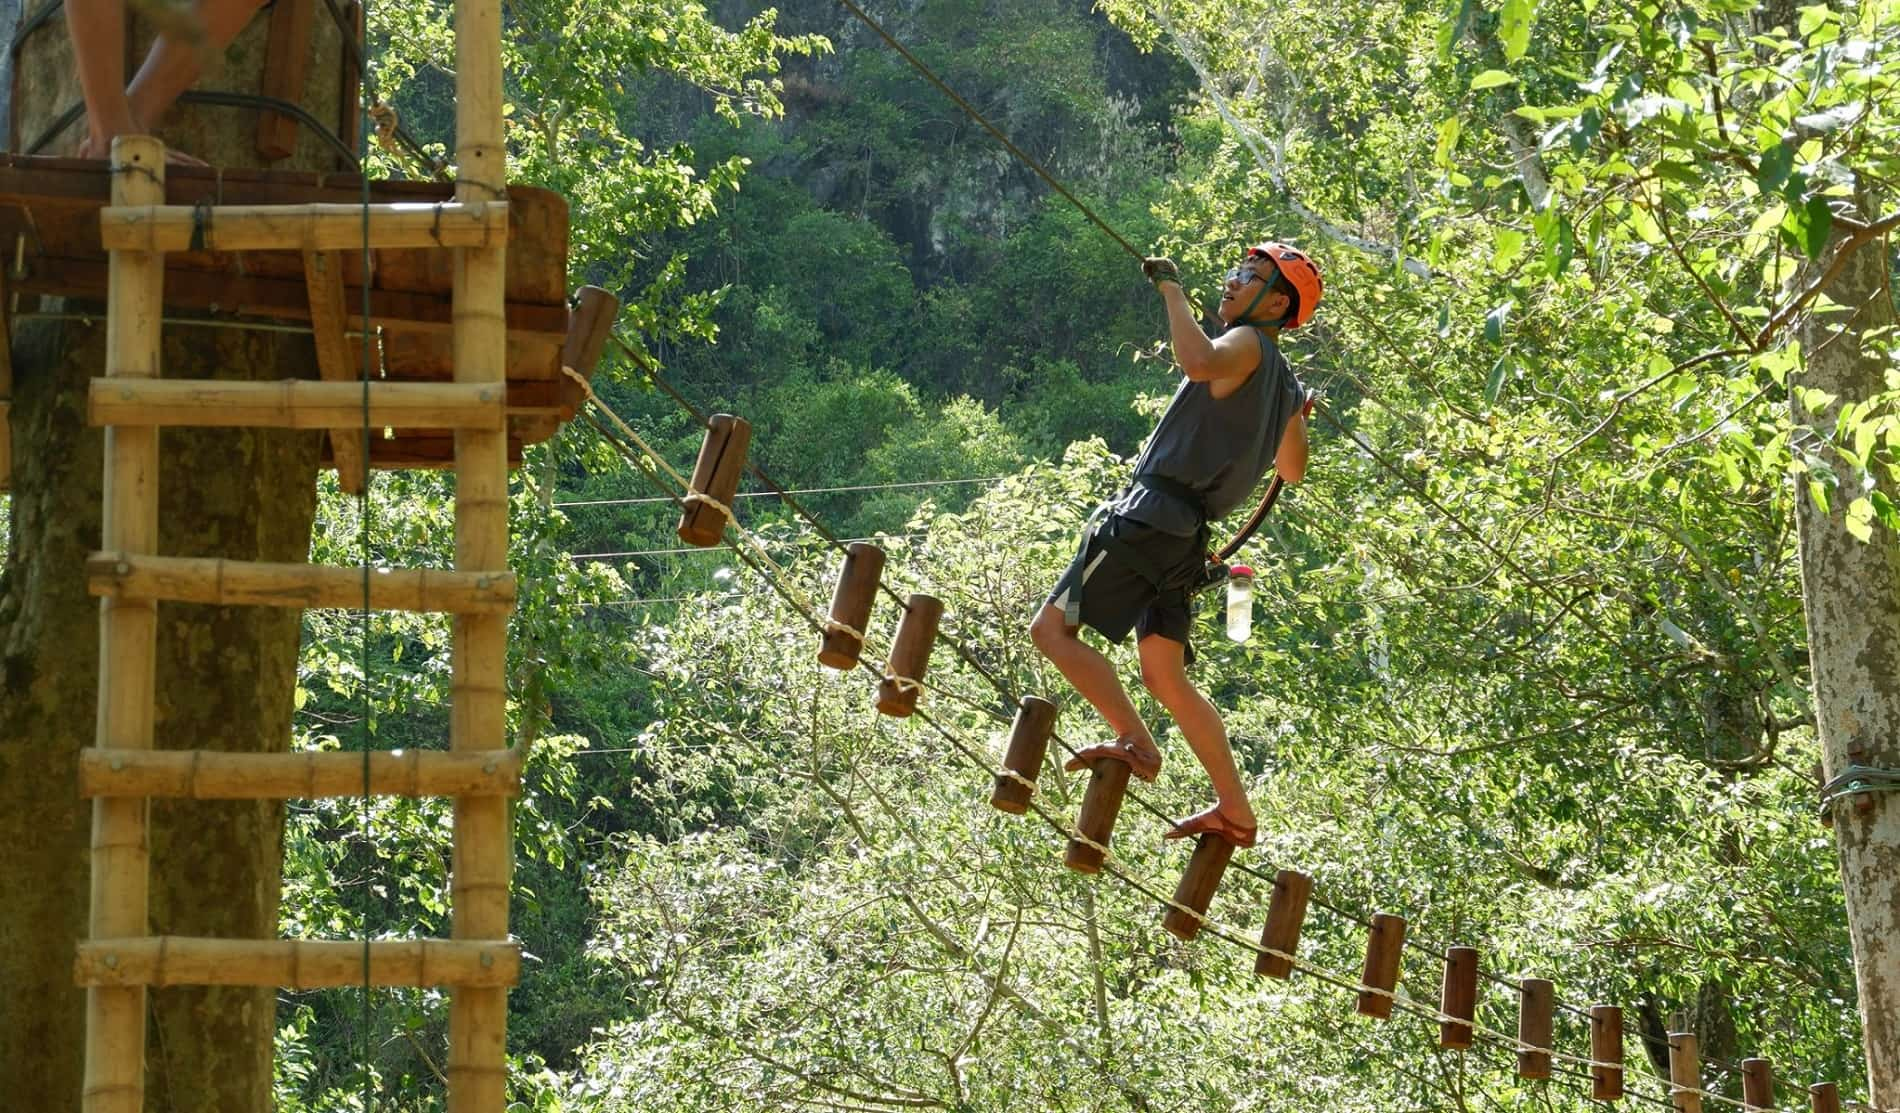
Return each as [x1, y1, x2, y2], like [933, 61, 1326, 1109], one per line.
[1275, 403, 1310, 483]
[1156, 282, 1259, 385]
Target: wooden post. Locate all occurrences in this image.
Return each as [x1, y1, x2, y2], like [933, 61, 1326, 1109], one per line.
[1517, 978, 1554, 1079]
[1356, 913, 1405, 1019]
[1590, 1004, 1625, 1101]
[1669, 1032, 1702, 1113]
[1255, 869, 1313, 979]
[302, 251, 369, 493]
[256, 0, 316, 159]
[990, 695, 1056, 813]
[1809, 1082, 1840, 1113]
[85, 134, 165, 1113]
[818, 543, 885, 671]
[1162, 834, 1236, 942]
[1438, 946, 1478, 1050]
[1063, 757, 1130, 874]
[557, 285, 619, 419]
[675, 414, 751, 547]
[1742, 1058, 1774, 1111]
[450, 0, 513, 1104]
[875, 594, 942, 717]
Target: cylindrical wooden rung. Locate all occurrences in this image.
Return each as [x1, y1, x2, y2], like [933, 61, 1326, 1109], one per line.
[1255, 869, 1313, 979]
[676, 414, 752, 547]
[990, 695, 1057, 814]
[1438, 946, 1478, 1050]
[1808, 1082, 1840, 1113]
[1742, 1058, 1774, 1111]
[74, 937, 519, 989]
[89, 379, 507, 430]
[1162, 833, 1237, 941]
[1517, 978, 1554, 1078]
[875, 594, 943, 717]
[561, 286, 619, 382]
[1669, 1031, 1702, 1113]
[88, 552, 515, 614]
[1356, 913, 1406, 1019]
[818, 542, 885, 670]
[1590, 1004, 1625, 1101]
[98, 200, 510, 252]
[77, 748, 522, 799]
[1063, 757, 1131, 874]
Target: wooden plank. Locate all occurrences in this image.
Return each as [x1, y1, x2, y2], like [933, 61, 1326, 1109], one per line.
[78, 747, 523, 799]
[75, 938, 519, 989]
[89, 378, 507, 431]
[256, 0, 316, 160]
[304, 251, 368, 492]
[100, 201, 510, 253]
[88, 551, 516, 613]
[558, 285, 618, 418]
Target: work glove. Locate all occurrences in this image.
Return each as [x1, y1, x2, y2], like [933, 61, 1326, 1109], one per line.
[1142, 256, 1180, 286]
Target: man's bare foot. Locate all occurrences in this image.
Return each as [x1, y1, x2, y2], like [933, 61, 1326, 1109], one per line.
[1065, 736, 1162, 782]
[76, 129, 208, 166]
[1165, 803, 1257, 848]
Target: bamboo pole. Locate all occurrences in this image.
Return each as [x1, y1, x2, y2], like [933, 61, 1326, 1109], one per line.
[1356, 913, 1405, 1019]
[1162, 834, 1236, 941]
[675, 414, 752, 547]
[1669, 1032, 1703, 1113]
[78, 747, 523, 799]
[75, 937, 520, 989]
[1809, 1082, 1840, 1113]
[1063, 757, 1130, 874]
[90, 378, 507, 430]
[98, 200, 510, 252]
[1255, 869, 1312, 979]
[875, 594, 943, 717]
[1590, 1004, 1625, 1101]
[449, 0, 513, 1105]
[84, 133, 165, 1113]
[88, 552, 516, 613]
[818, 542, 885, 670]
[1517, 978, 1554, 1079]
[302, 251, 369, 493]
[989, 695, 1057, 814]
[1741, 1058, 1774, 1111]
[1438, 946, 1478, 1050]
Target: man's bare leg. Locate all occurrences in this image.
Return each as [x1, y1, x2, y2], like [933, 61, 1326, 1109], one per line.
[1137, 633, 1256, 834]
[1029, 604, 1162, 778]
[124, 0, 268, 138]
[67, 0, 137, 157]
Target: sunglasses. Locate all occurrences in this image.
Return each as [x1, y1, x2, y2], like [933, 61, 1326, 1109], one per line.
[1224, 259, 1280, 287]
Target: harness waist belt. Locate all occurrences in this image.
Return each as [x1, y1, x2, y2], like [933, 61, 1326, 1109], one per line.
[1132, 473, 1208, 525]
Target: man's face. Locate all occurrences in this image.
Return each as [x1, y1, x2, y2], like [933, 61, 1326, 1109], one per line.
[1217, 254, 1289, 325]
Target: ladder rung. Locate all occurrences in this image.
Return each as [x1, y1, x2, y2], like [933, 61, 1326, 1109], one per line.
[78, 747, 522, 799]
[99, 200, 510, 252]
[75, 937, 519, 989]
[89, 379, 506, 430]
[88, 552, 515, 614]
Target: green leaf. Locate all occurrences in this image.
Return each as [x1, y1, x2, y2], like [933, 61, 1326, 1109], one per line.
[1471, 69, 1517, 91]
[1435, 116, 1464, 169]
[1756, 142, 1794, 194]
[1492, 227, 1528, 271]
[1485, 356, 1513, 403]
[1871, 490, 1900, 530]
[1780, 196, 1834, 260]
[1484, 302, 1512, 344]
[1846, 497, 1874, 542]
[1499, 0, 1534, 61]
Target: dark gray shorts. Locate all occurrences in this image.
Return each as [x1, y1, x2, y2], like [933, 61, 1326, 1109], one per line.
[1045, 514, 1206, 653]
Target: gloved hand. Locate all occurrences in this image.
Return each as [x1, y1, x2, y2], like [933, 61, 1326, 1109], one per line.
[1142, 256, 1180, 286]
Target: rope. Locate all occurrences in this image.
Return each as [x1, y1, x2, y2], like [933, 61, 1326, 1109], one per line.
[1820, 764, 1900, 810]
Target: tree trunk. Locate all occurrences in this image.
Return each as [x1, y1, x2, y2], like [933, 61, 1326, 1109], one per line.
[0, 11, 345, 1111]
[1790, 191, 1900, 1106]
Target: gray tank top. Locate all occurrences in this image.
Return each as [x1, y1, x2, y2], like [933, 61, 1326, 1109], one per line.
[1110, 329, 1305, 537]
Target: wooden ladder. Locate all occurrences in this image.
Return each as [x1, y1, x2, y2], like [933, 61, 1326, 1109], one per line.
[78, 5, 517, 1110]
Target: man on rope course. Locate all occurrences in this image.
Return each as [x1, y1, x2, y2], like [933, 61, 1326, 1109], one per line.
[1029, 242, 1321, 849]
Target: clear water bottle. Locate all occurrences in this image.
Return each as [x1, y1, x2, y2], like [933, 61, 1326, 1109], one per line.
[1225, 564, 1254, 643]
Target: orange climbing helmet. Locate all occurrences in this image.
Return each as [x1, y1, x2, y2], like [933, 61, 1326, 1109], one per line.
[1244, 242, 1323, 329]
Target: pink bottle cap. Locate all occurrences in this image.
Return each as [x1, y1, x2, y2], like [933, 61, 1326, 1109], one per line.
[1229, 564, 1254, 578]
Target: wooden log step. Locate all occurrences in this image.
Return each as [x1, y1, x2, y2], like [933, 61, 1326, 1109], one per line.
[89, 379, 506, 430]
[74, 937, 519, 989]
[77, 747, 523, 799]
[88, 552, 516, 613]
[98, 200, 510, 252]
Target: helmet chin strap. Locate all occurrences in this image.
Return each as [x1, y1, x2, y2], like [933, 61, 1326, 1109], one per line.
[1230, 282, 1287, 329]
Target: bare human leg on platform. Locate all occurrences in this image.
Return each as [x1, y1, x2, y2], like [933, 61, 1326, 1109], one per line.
[67, 0, 267, 163]
[1137, 632, 1257, 845]
[1029, 604, 1163, 781]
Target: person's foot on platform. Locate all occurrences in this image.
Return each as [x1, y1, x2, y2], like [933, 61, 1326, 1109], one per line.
[77, 124, 208, 166]
[1065, 735, 1163, 782]
[1164, 802, 1258, 848]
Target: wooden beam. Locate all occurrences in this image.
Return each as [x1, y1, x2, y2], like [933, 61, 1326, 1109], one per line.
[557, 285, 619, 418]
[303, 251, 368, 492]
[75, 937, 519, 990]
[88, 552, 516, 613]
[78, 747, 522, 799]
[89, 378, 507, 430]
[99, 201, 510, 253]
[256, 0, 316, 160]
